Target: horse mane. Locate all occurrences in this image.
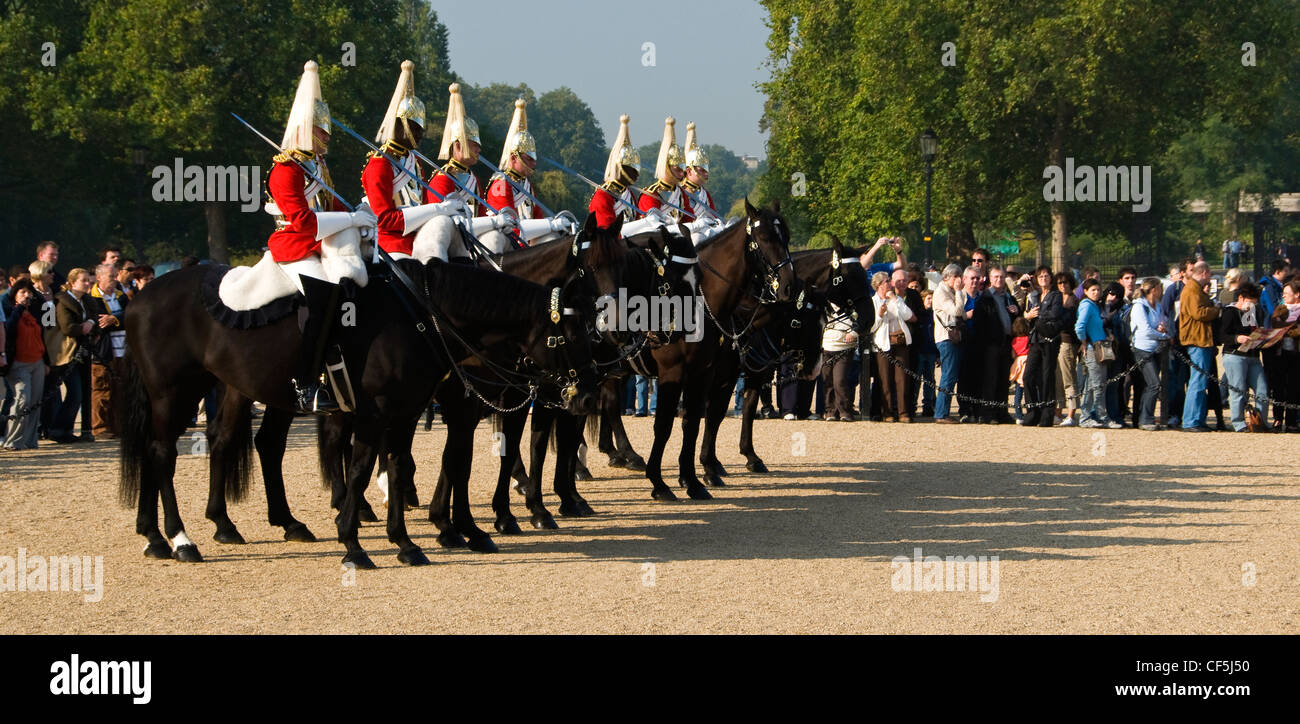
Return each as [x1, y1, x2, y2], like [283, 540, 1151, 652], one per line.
[418, 260, 547, 326]
[583, 228, 627, 269]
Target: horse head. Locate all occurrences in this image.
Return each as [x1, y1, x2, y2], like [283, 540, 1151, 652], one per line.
[523, 269, 600, 416]
[743, 198, 800, 303]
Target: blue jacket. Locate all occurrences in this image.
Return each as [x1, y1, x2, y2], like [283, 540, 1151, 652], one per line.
[1074, 297, 1106, 345]
[1259, 275, 1284, 327]
[1129, 297, 1170, 353]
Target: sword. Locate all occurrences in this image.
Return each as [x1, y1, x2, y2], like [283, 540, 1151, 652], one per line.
[539, 156, 646, 218]
[229, 112, 443, 312]
[413, 147, 555, 218]
[329, 117, 514, 263]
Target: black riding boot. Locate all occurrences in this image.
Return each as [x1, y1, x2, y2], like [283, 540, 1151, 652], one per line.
[294, 274, 342, 414]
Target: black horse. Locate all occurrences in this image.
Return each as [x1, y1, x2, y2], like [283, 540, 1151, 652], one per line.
[697, 239, 875, 484]
[632, 200, 802, 501]
[120, 258, 598, 565]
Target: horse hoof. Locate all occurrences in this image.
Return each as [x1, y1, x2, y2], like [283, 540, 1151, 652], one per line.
[746, 460, 769, 474]
[575, 466, 593, 481]
[404, 491, 420, 510]
[705, 474, 727, 488]
[651, 487, 679, 502]
[467, 535, 499, 554]
[213, 529, 246, 545]
[342, 550, 377, 570]
[706, 462, 728, 478]
[530, 512, 559, 530]
[172, 544, 203, 563]
[283, 523, 317, 543]
[606, 454, 628, 469]
[576, 499, 597, 516]
[397, 548, 431, 566]
[143, 542, 172, 560]
[625, 456, 647, 471]
[359, 502, 380, 523]
[686, 484, 714, 501]
[511, 479, 527, 495]
[495, 518, 523, 535]
[436, 531, 467, 548]
[559, 500, 592, 517]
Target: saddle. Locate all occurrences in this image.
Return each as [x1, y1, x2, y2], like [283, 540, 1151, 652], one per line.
[201, 234, 368, 329]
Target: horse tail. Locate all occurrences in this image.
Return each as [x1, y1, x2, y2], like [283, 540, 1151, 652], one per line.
[213, 389, 254, 503]
[317, 414, 351, 492]
[585, 411, 600, 445]
[118, 355, 151, 507]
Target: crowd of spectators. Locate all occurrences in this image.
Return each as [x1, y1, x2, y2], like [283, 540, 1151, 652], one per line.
[1, 241, 153, 450]
[723, 239, 1299, 433]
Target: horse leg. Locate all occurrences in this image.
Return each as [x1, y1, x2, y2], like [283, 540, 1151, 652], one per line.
[153, 394, 203, 562]
[647, 378, 682, 501]
[336, 415, 380, 569]
[739, 385, 768, 472]
[699, 372, 736, 487]
[555, 412, 595, 516]
[492, 407, 528, 534]
[382, 419, 429, 566]
[525, 405, 559, 529]
[442, 397, 497, 553]
[255, 406, 316, 542]
[676, 374, 713, 500]
[597, 378, 621, 463]
[604, 382, 646, 470]
[206, 390, 252, 544]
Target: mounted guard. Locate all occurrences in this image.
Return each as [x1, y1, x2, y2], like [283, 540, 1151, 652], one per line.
[681, 121, 719, 222]
[589, 114, 657, 232]
[264, 60, 375, 413]
[425, 83, 518, 259]
[361, 60, 466, 261]
[483, 98, 577, 248]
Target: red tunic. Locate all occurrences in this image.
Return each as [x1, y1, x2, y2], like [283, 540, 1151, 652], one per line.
[637, 181, 693, 220]
[425, 165, 479, 215]
[484, 175, 544, 220]
[362, 154, 422, 256]
[589, 186, 625, 230]
[266, 160, 341, 263]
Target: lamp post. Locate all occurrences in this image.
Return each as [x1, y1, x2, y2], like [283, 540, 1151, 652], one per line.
[920, 129, 938, 268]
[130, 144, 148, 257]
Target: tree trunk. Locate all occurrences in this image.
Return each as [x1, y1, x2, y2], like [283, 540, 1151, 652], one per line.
[946, 220, 976, 264]
[1049, 101, 1073, 272]
[205, 201, 229, 264]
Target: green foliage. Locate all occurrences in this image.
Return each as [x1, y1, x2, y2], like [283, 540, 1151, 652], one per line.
[758, 0, 1300, 268]
[1, 0, 456, 267]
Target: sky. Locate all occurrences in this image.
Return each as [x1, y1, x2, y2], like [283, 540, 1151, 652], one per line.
[432, 0, 771, 159]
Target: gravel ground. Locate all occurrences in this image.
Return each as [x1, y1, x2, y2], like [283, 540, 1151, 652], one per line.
[1, 415, 1296, 634]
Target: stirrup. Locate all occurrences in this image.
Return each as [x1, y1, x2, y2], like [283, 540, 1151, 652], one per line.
[294, 379, 338, 415]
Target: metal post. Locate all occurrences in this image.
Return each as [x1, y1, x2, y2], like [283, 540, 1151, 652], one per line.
[923, 161, 933, 268]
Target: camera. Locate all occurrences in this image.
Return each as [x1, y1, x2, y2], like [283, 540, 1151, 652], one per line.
[1018, 279, 1032, 289]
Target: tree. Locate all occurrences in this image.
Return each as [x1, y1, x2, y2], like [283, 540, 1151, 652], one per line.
[758, 0, 1299, 265]
[15, 0, 456, 263]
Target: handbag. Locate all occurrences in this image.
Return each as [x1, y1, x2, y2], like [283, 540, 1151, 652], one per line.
[1245, 407, 1265, 432]
[889, 331, 907, 347]
[945, 324, 962, 344]
[1093, 337, 1116, 363]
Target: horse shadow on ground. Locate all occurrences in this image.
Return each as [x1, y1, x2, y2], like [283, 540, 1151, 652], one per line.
[10, 423, 1293, 569]
[209, 456, 1293, 568]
